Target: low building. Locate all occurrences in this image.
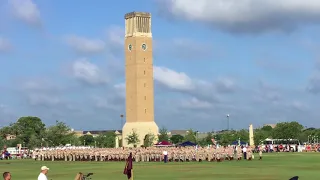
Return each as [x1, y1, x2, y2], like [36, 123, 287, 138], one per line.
[169, 130, 189, 136]
[5, 134, 16, 140]
[82, 130, 122, 138]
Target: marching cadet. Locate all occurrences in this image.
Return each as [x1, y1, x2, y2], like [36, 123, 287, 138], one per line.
[36, 145, 261, 163]
[259, 145, 263, 160]
[247, 146, 252, 160]
[236, 146, 242, 160]
[216, 148, 221, 162]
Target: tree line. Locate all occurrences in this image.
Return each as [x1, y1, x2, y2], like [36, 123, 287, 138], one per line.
[0, 116, 319, 149]
[0, 116, 117, 149]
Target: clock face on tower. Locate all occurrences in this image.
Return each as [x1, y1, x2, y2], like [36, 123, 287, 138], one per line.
[142, 43, 147, 51]
[128, 44, 132, 51]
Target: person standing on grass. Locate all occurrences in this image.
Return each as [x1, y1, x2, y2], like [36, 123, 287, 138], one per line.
[123, 152, 133, 180]
[38, 166, 49, 180]
[3, 172, 11, 180]
[163, 149, 168, 163]
[243, 146, 247, 160]
[259, 145, 263, 160]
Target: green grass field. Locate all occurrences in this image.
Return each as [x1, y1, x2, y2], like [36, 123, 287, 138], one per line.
[1, 153, 319, 180]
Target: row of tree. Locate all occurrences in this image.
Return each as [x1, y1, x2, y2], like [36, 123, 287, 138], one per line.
[0, 117, 118, 149]
[0, 116, 319, 149]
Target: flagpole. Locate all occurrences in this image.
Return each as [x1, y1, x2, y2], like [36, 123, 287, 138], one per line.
[131, 169, 133, 180]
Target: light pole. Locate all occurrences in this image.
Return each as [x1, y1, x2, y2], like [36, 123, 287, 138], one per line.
[308, 135, 311, 143]
[226, 114, 230, 131]
[120, 114, 124, 130]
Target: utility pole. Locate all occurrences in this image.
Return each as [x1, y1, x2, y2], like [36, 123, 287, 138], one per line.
[226, 114, 230, 131]
[120, 114, 124, 130]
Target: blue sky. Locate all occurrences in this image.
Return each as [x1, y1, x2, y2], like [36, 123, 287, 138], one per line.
[0, 0, 320, 131]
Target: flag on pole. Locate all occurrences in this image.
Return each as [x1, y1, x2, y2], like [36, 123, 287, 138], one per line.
[123, 152, 133, 180]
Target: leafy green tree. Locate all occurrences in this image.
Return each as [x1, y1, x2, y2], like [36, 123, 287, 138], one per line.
[126, 129, 140, 147]
[254, 129, 269, 145]
[11, 116, 46, 147]
[218, 131, 238, 146]
[95, 132, 116, 148]
[5, 139, 22, 147]
[45, 120, 76, 146]
[69, 135, 81, 146]
[198, 132, 214, 146]
[272, 122, 303, 139]
[0, 126, 12, 139]
[170, 134, 184, 144]
[235, 129, 249, 142]
[79, 135, 95, 146]
[0, 137, 6, 148]
[299, 128, 320, 143]
[144, 133, 156, 147]
[28, 135, 41, 149]
[261, 125, 273, 132]
[158, 127, 169, 142]
[184, 129, 197, 143]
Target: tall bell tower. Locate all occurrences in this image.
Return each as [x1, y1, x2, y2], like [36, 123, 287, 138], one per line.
[122, 12, 159, 147]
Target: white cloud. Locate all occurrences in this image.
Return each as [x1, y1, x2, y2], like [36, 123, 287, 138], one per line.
[114, 83, 125, 98]
[214, 77, 236, 93]
[253, 81, 282, 103]
[27, 93, 61, 106]
[160, 38, 216, 60]
[0, 37, 12, 52]
[180, 97, 213, 109]
[106, 25, 124, 47]
[71, 58, 108, 85]
[91, 95, 120, 111]
[9, 0, 41, 26]
[21, 78, 62, 92]
[153, 66, 235, 102]
[154, 66, 194, 91]
[290, 100, 307, 111]
[158, 0, 320, 33]
[66, 35, 105, 54]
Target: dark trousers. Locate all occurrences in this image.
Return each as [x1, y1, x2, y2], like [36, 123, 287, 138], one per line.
[244, 152, 247, 159]
[126, 169, 132, 179]
[164, 155, 168, 163]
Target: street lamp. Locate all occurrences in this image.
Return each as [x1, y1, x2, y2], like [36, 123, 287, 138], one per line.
[226, 114, 230, 131]
[308, 135, 311, 143]
[120, 114, 124, 130]
[83, 140, 86, 146]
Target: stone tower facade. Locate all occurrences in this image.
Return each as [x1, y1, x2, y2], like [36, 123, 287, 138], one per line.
[122, 12, 159, 147]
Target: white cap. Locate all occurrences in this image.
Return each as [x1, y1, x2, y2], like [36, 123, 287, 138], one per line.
[41, 166, 49, 171]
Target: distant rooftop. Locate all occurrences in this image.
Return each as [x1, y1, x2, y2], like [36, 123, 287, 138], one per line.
[82, 130, 122, 135]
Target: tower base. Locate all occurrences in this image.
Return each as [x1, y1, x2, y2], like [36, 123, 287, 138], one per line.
[122, 121, 159, 147]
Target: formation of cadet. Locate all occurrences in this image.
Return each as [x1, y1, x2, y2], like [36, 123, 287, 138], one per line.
[33, 145, 261, 162]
